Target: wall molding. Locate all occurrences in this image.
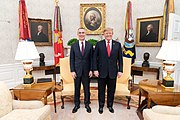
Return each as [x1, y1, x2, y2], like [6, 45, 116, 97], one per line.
[0, 60, 54, 88]
[0, 63, 24, 88]
[1, 60, 178, 87]
[174, 62, 180, 85]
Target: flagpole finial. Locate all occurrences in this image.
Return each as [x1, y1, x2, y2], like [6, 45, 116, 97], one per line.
[55, 0, 59, 6]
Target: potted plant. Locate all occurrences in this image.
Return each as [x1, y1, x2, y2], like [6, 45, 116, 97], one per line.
[67, 38, 78, 46]
[88, 39, 98, 46]
[67, 38, 98, 46]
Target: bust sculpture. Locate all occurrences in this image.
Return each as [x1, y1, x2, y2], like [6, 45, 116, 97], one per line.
[142, 52, 150, 67]
[39, 53, 45, 66]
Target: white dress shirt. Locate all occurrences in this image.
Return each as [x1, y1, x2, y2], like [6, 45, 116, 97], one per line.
[79, 40, 86, 52]
[105, 39, 112, 51]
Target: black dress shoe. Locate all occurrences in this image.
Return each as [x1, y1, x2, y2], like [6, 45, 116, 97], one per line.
[108, 107, 114, 113]
[85, 105, 91, 113]
[72, 106, 80, 113]
[98, 107, 103, 114]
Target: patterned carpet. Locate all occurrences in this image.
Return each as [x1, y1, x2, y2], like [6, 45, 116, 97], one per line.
[47, 89, 140, 108]
[48, 87, 141, 120]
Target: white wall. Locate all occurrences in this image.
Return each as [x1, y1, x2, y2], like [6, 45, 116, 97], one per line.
[0, 0, 168, 65]
[1, 0, 180, 86]
[0, 63, 24, 88]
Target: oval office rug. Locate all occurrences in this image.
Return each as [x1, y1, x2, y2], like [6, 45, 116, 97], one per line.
[47, 89, 141, 108]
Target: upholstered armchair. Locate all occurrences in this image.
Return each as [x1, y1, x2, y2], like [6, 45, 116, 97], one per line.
[115, 57, 132, 109]
[59, 57, 83, 109]
[0, 81, 51, 120]
[143, 105, 180, 120]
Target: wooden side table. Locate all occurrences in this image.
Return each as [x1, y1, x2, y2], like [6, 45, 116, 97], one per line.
[33, 64, 57, 83]
[137, 79, 180, 120]
[12, 81, 59, 112]
[131, 65, 160, 84]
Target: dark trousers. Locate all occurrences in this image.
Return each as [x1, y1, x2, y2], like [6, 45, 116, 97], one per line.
[74, 73, 90, 106]
[98, 76, 116, 108]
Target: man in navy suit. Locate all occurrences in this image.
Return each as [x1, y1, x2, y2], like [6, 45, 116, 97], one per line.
[70, 27, 93, 113]
[93, 27, 123, 114]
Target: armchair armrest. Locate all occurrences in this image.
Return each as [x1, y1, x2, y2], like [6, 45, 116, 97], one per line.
[128, 76, 133, 90]
[152, 105, 180, 115]
[13, 100, 44, 109]
[60, 76, 64, 90]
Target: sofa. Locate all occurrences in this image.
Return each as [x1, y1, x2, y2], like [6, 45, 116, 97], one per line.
[143, 105, 180, 120]
[0, 81, 51, 120]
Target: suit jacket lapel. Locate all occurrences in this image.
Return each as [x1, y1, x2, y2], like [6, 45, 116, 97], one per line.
[102, 40, 109, 58]
[76, 41, 83, 57]
[83, 41, 88, 56]
[110, 40, 115, 57]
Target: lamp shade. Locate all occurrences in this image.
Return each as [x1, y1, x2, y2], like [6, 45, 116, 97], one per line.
[15, 41, 39, 60]
[156, 40, 180, 62]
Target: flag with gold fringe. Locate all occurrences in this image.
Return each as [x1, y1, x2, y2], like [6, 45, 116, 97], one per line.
[19, 0, 31, 41]
[123, 1, 136, 64]
[162, 0, 175, 40]
[54, 1, 64, 66]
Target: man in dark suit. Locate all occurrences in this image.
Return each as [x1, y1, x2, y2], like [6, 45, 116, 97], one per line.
[93, 27, 123, 114]
[70, 27, 93, 113]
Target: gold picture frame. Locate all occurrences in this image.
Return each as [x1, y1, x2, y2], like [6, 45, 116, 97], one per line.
[136, 16, 163, 47]
[80, 3, 106, 35]
[29, 18, 52, 46]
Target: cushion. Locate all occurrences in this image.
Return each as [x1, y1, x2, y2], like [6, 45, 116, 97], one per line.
[143, 108, 180, 120]
[152, 105, 180, 115]
[115, 83, 130, 96]
[0, 82, 13, 117]
[62, 83, 83, 95]
[0, 105, 51, 120]
[13, 100, 44, 109]
[62, 84, 74, 95]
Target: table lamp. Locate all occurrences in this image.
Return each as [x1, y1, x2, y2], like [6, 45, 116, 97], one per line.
[15, 41, 39, 85]
[156, 40, 180, 88]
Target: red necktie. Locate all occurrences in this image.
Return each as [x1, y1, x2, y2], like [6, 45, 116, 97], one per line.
[107, 41, 110, 57]
[81, 42, 84, 55]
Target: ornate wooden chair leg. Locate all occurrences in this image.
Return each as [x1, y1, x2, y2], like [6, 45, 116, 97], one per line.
[61, 96, 65, 109]
[126, 96, 131, 109]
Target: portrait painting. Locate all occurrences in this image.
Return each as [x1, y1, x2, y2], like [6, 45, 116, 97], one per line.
[80, 3, 106, 34]
[29, 18, 52, 46]
[136, 16, 163, 47]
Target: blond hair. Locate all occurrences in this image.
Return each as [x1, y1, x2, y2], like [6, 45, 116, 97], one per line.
[103, 27, 113, 33]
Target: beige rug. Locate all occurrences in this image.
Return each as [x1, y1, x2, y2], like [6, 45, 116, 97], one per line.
[47, 89, 140, 108]
[50, 101, 139, 120]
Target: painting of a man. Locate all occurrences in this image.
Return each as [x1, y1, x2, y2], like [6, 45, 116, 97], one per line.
[84, 7, 102, 31]
[80, 3, 105, 34]
[88, 13, 97, 30]
[29, 18, 52, 46]
[136, 16, 162, 47]
[140, 21, 159, 42]
[32, 25, 48, 42]
[140, 24, 157, 42]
